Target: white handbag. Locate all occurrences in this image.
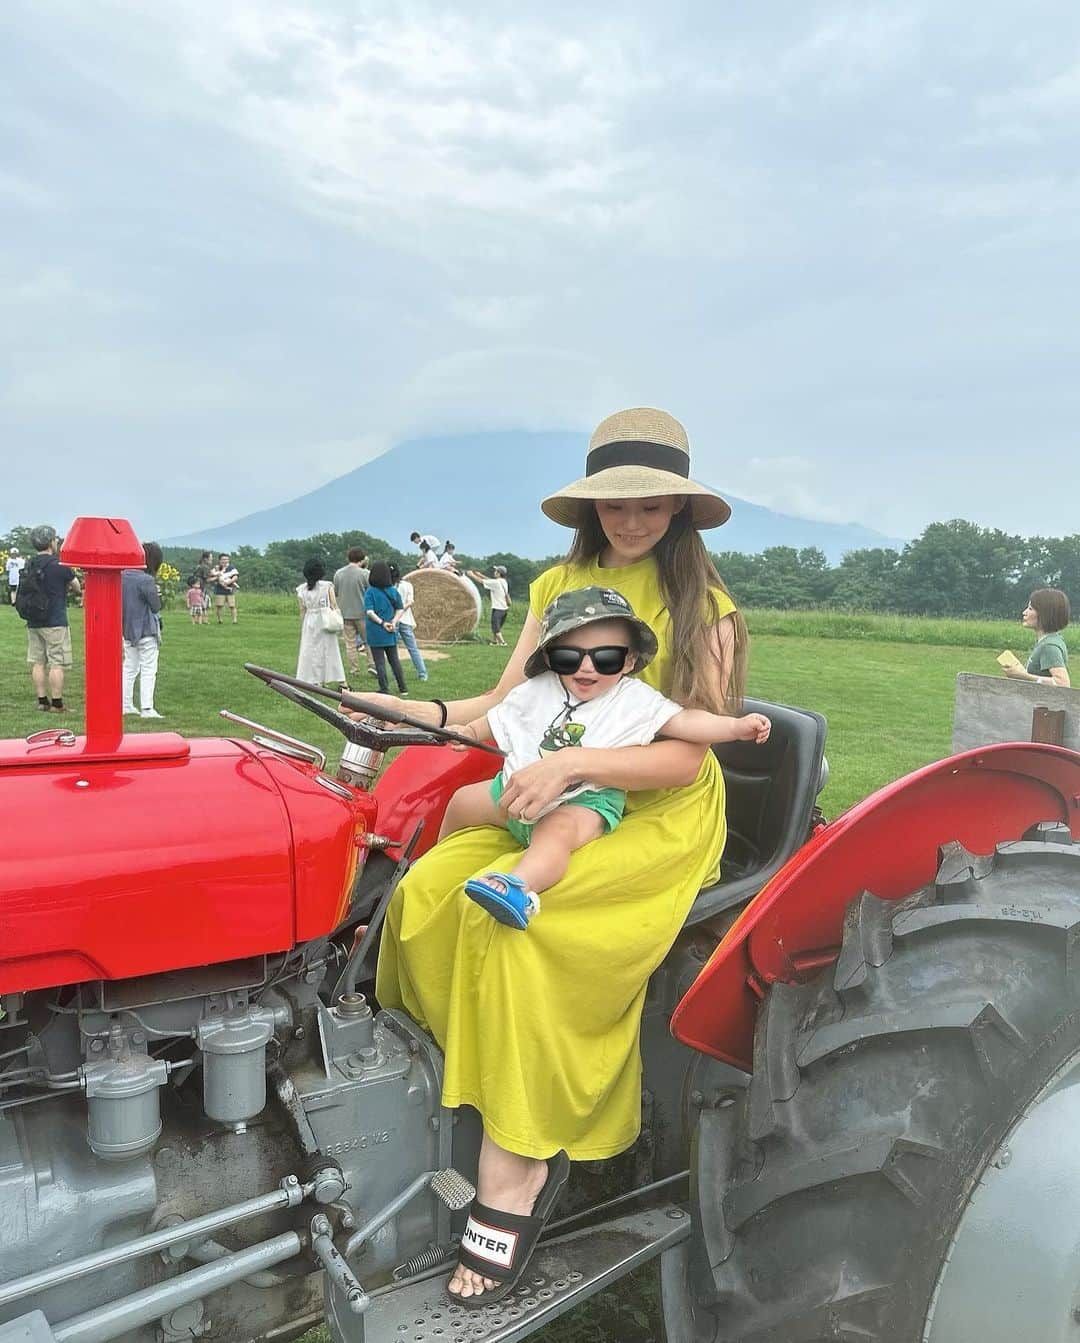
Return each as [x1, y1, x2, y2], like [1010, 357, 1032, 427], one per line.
[320, 606, 345, 634]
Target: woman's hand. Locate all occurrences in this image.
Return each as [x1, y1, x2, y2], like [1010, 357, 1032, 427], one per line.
[344, 692, 406, 721]
[1003, 663, 1028, 680]
[498, 754, 577, 823]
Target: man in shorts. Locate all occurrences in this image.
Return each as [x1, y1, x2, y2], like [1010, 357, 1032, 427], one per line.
[24, 524, 81, 713]
[333, 547, 375, 679]
[212, 554, 239, 623]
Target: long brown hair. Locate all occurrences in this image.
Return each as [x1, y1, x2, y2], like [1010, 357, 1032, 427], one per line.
[565, 502, 748, 713]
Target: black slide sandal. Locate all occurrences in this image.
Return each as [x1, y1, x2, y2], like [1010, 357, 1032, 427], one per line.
[449, 1151, 571, 1308]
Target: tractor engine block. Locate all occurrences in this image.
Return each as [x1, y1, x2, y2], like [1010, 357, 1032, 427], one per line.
[0, 971, 446, 1343]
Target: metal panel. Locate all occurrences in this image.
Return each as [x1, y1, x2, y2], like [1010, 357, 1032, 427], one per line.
[330, 1204, 690, 1343]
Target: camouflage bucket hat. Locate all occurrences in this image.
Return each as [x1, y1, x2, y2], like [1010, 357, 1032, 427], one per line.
[524, 585, 659, 678]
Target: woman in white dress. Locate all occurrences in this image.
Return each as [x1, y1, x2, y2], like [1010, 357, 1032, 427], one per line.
[296, 558, 346, 686]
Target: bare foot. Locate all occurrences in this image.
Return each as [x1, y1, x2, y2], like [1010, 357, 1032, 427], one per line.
[448, 1132, 549, 1302]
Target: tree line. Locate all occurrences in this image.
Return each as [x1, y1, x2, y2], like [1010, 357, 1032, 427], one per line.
[3, 519, 1077, 620]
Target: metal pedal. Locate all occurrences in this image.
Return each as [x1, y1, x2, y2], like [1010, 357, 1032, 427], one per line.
[430, 1168, 475, 1211]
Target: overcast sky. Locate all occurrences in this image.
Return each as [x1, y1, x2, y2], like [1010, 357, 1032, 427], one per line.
[3, 1, 1079, 542]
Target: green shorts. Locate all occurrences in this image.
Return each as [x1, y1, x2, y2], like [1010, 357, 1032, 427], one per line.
[490, 773, 626, 847]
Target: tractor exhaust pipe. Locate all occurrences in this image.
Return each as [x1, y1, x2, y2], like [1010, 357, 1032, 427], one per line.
[59, 518, 145, 753]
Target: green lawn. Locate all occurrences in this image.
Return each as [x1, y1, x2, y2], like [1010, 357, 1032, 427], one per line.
[0, 598, 1017, 1341]
[0, 598, 1010, 816]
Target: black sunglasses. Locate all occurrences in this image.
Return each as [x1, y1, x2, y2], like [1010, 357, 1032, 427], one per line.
[546, 644, 630, 676]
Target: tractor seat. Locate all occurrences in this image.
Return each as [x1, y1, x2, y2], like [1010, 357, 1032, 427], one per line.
[687, 697, 827, 926]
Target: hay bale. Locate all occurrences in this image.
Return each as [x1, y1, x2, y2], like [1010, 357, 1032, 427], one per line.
[406, 568, 481, 642]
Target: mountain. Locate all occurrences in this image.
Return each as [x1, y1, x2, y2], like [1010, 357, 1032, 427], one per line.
[165, 431, 906, 563]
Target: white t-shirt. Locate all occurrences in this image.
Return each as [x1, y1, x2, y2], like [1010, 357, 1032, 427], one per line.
[397, 578, 416, 628]
[481, 576, 510, 610]
[416, 534, 440, 552]
[5, 556, 25, 586]
[487, 672, 683, 819]
[437, 552, 458, 570]
[418, 550, 438, 569]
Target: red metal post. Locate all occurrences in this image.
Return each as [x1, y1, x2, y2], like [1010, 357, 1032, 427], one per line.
[60, 518, 145, 753]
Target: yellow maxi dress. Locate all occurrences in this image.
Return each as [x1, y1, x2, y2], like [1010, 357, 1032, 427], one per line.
[375, 553, 732, 1160]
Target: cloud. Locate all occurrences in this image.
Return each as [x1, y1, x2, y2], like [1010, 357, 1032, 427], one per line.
[4, 0, 1080, 540]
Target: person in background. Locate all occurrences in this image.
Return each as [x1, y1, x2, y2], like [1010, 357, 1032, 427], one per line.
[122, 541, 164, 719]
[417, 541, 438, 569]
[438, 541, 461, 573]
[333, 547, 375, 681]
[194, 550, 214, 593]
[410, 530, 441, 556]
[1004, 588, 1071, 687]
[186, 578, 205, 625]
[23, 525, 80, 713]
[365, 561, 408, 695]
[296, 558, 346, 687]
[5, 546, 24, 604]
[212, 554, 239, 624]
[467, 563, 511, 645]
[388, 563, 428, 682]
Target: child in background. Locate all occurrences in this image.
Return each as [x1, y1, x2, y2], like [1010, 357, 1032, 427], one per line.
[186, 579, 205, 625]
[439, 586, 771, 929]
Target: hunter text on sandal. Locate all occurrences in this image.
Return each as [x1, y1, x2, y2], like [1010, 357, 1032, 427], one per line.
[450, 1151, 570, 1308]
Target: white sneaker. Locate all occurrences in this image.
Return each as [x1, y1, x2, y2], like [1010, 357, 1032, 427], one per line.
[123, 707, 140, 716]
[140, 708, 163, 719]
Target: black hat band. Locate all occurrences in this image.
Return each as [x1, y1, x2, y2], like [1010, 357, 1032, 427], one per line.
[585, 441, 690, 478]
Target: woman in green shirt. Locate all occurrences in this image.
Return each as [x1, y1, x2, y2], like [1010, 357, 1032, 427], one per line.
[1004, 587, 1071, 687]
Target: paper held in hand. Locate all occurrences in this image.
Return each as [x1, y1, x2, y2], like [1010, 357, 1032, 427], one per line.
[997, 649, 1023, 670]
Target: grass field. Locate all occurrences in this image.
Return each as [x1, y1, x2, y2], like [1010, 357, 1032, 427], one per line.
[0, 597, 1026, 816]
[0, 598, 1033, 1340]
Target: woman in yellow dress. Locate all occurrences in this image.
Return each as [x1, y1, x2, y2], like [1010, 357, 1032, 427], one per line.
[374, 406, 747, 1303]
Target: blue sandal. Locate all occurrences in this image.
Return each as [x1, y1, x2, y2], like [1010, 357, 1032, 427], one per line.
[463, 873, 541, 929]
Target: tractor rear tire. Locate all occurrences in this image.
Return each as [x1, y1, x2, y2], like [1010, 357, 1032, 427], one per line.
[687, 822, 1080, 1341]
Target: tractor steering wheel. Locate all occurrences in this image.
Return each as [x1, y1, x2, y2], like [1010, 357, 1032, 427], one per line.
[243, 664, 503, 757]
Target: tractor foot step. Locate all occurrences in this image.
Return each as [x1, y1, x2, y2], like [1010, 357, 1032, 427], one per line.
[332, 1203, 690, 1342]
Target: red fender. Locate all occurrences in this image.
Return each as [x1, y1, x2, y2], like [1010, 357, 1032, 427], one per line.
[671, 743, 1080, 1070]
[374, 744, 501, 858]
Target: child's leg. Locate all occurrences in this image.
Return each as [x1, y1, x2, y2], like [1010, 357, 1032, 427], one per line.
[511, 805, 606, 896]
[439, 780, 505, 842]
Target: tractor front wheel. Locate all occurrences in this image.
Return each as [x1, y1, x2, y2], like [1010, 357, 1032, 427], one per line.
[682, 822, 1080, 1342]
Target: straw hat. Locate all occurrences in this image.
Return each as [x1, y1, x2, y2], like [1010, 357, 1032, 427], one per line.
[541, 407, 731, 530]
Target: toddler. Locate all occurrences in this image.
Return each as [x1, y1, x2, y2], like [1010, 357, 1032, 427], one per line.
[440, 586, 770, 929]
[186, 579, 205, 625]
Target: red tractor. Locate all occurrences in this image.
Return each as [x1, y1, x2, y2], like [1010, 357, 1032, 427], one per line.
[3, 517, 1080, 1343]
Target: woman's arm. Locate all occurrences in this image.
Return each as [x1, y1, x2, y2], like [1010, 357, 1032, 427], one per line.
[1005, 663, 1071, 688]
[143, 575, 162, 613]
[351, 610, 541, 728]
[499, 740, 708, 821]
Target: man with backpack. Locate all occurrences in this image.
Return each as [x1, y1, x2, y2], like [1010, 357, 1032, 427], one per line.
[17, 524, 81, 713]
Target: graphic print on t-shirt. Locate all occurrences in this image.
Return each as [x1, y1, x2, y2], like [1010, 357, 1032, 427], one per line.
[539, 719, 586, 754]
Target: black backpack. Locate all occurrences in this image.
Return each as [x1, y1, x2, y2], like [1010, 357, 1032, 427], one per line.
[14, 557, 52, 624]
